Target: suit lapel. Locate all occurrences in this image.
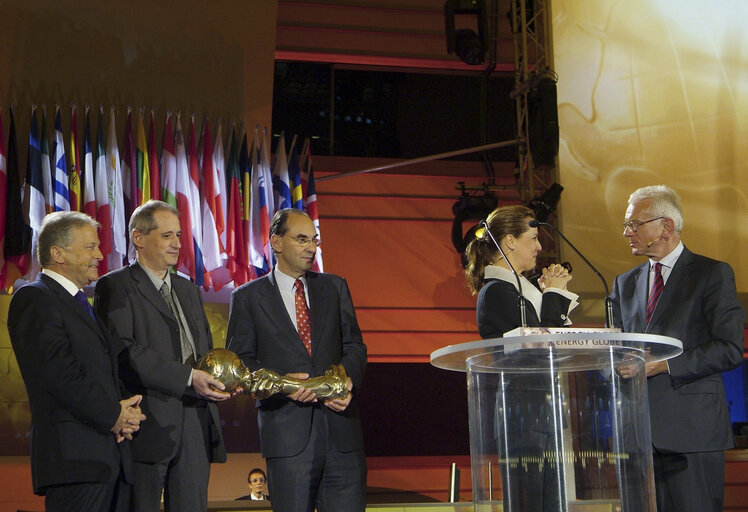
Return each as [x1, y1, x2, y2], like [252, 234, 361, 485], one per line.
[261, 271, 308, 356]
[38, 274, 107, 345]
[647, 247, 695, 329]
[632, 263, 650, 332]
[306, 273, 329, 358]
[130, 264, 176, 322]
[172, 276, 208, 354]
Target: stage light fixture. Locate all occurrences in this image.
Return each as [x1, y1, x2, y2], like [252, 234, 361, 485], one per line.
[451, 187, 498, 256]
[527, 182, 563, 222]
[445, 0, 488, 65]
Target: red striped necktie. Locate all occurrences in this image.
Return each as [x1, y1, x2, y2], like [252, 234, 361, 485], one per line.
[294, 279, 312, 356]
[646, 262, 664, 324]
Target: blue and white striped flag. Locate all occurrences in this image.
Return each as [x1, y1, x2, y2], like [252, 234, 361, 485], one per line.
[52, 106, 70, 211]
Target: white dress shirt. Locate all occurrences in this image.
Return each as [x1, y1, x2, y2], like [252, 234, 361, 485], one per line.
[274, 267, 310, 333]
[648, 241, 684, 290]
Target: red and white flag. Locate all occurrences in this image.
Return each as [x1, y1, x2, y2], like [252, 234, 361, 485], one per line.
[82, 106, 96, 219]
[95, 106, 113, 276]
[199, 117, 227, 290]
[174, 114, 197, 281]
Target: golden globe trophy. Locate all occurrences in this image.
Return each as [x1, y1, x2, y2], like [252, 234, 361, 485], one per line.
[197, 348, 349, 400]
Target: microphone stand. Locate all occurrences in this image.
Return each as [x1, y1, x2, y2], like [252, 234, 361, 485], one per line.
[532, 220, 615, 328]
[480, 220, 527, 327]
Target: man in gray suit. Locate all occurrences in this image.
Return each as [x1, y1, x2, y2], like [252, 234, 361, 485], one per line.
[95, 200, 228, 512]
[611, 185, 744, 512]
[227, 208, 367, 512]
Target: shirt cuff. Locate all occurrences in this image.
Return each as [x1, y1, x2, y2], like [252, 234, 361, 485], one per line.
[543, 288, 580, 325]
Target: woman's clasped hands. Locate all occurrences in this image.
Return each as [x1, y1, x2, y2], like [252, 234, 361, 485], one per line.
[538, 263, 572, 290]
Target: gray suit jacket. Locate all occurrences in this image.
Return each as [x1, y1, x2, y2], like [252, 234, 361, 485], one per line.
[610, 246, 744, 453]
[226, 270, 367, 459]
[95, 264, 226, 464]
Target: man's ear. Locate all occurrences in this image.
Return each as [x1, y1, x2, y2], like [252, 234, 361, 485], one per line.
[661, 218, 676, 240]
[270, 234, 282, 253]
[131, 230, 143, 251]
[49, 245, 66, 264]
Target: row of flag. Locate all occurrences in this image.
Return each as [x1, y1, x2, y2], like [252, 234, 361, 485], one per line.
[0, 105, 323, 293]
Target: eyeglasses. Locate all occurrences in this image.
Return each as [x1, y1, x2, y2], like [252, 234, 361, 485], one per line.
[621, 217, 665, 232]
[284, 234, 321, 248]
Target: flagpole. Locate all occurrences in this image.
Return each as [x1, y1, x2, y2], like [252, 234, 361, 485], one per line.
[315, 138, 522, 182]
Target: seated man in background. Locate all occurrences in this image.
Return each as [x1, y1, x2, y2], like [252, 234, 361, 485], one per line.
[236, 468, 270, 501]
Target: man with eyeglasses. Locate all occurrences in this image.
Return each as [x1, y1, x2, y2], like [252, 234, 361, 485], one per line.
[610, 185, 744, 512]
[236, 468, 270, 501]
[227, 208, 367, 512]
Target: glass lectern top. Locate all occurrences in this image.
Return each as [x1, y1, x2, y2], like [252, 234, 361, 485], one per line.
[430, 331, 682, 373]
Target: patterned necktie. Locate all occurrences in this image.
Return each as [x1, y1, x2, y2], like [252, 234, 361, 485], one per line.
[160, 283, 196, 365]
[75, 290, 95, 320]
[646, 262, 664, 324]
[294, 278, 312, 356]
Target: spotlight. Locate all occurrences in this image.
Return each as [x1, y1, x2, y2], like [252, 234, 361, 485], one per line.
[445, 0, 488, 65]
[527, 183, 563, 222]
[454, 29, 486, 65]
[451, 187, 498, 255]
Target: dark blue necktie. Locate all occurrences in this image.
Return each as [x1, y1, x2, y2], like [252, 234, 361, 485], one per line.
[75, 290, 95, 320]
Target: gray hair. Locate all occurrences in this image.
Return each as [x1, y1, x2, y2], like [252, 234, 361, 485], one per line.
[628, 185, 683, 233]
[129, 200, 179, 242]
[37, 211, 100, 266]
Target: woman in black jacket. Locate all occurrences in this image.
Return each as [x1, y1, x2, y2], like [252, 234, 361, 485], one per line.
[464, 205, 578, 511]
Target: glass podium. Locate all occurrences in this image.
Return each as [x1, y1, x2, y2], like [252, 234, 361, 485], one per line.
[431, 330, 682, 512]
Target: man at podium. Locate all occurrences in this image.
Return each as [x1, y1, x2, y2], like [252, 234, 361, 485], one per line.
[611, 185, 745, 512]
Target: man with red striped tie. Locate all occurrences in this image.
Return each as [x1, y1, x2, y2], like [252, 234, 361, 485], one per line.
[227, 208, 367, 512]
[611, 185, 744, 512]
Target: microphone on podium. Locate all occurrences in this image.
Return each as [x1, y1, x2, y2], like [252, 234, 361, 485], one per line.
[479, 220, 528, 327]
[529, 219, 615, 328]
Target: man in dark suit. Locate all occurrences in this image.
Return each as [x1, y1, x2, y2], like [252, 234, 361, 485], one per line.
[8, 211, 145, 512]
[227, 208, 367, 512]
[235, 467, 270, 501]
[94, 200, 228, 512]
[611, 185, 745, 512]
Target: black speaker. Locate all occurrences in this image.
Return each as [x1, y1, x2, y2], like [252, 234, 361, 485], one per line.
[528, 77, 559, 166]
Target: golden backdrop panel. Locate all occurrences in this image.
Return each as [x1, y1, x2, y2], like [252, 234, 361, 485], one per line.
[553, 0, 748, 300]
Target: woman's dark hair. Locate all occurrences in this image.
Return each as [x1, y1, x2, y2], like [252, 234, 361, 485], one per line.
[463, 205, 535, 294]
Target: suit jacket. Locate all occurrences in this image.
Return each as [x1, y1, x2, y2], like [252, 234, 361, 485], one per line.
[94, 264, 226, 464]
[477, 278, 572, 338]
[477, 279, 572, 435]
[610, 246, 745, 453]
[226, 270, 367, 459]
[235, 493, 270, 501]
[8, 274, 130, 494]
